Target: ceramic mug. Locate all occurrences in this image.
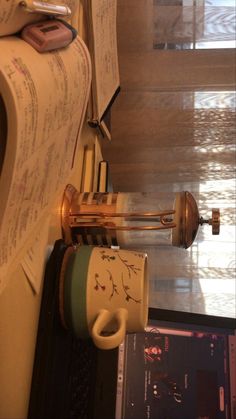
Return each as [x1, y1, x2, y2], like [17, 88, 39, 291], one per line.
[59, 246, 148, 350]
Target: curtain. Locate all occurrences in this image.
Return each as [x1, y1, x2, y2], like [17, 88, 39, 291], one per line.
[108, 0, 236, 317]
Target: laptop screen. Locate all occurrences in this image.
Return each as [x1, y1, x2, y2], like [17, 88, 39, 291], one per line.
[114, 310, 236, 419]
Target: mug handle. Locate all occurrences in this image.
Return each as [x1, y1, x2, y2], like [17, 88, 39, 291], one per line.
[91, 308, 128, 350]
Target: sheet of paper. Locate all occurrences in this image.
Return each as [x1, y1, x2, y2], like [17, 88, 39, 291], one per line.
[86, 0, 120, 121]
[21, 217, 51, 294]
[0, 35, 91, 293]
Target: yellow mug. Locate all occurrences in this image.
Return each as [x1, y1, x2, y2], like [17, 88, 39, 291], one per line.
[59, 246, 148, 350]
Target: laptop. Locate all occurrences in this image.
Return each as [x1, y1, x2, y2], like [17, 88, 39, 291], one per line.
[28, 240, 236, 419]
[110, 309, 236, 419]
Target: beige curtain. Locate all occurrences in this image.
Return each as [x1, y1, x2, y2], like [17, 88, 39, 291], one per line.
[105, 0, 236, 317]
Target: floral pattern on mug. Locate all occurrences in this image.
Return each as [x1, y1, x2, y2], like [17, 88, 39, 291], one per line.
[93, 250, 144, 304]
[94, 273, 106, 291]
[100, 249, 142, 277]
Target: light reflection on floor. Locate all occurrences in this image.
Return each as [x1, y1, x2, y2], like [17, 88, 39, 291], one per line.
[149, 278, 236, 318]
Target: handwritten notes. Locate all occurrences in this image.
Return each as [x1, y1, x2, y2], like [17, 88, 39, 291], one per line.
[21, 217, 51, 294]
[86, 0, 120, 122]
[0, 35, 91, 292]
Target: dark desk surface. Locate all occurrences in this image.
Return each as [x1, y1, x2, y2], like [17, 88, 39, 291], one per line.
[28, 240, 97, 419]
